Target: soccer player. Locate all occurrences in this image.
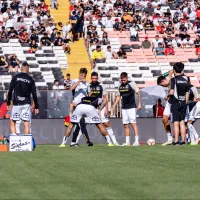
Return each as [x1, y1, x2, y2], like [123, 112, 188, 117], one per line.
[169, 62, 189, 145]
[71, 72, 119, 146]
[157, 70, 174, 145]
[185, 78, 200, 145]
[111, 72, 142, 146]
[60, 96, 113, 147]
[7, 62, 39, 135]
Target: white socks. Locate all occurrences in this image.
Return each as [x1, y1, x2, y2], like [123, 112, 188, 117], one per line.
[76, 130, 82, 144]
[135, 136, 139, 143]
[126, 136, 130, 145]
[61, 136, 68, 145]
[167, 133, 172, 141]
[105, 135, 112, 144]
[187, 123, 199, 143]
[106, 127, 118, 144]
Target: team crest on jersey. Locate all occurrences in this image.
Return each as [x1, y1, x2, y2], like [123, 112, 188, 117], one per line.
[125, 85, 129, 89]
[71, 115, 77, 120]
[92, 116, 100, 121]
[96, 86, 100, 91]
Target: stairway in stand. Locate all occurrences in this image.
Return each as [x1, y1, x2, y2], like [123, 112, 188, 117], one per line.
[45, 0, 91, 80]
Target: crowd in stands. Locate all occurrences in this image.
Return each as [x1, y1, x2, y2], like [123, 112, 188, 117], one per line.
[0, 0, 71, 75]
[68, 0, 200, 68]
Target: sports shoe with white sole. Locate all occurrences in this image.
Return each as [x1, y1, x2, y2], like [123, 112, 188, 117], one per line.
[161, 140, 172, 146]
[132, 142, 140, 146]
[59, 144, 66, 148]
[108, 144, 114, 147]
[114, 143, 120, 146]
[122, 143, 131, 146]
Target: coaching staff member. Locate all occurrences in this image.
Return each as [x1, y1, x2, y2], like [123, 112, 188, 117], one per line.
[169, 62, 189, 145]
[7, 62, 39, 135]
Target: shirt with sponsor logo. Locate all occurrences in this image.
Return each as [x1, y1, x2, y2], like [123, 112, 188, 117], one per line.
[117, 81, 139, 109]
[7, 72, 39, 108]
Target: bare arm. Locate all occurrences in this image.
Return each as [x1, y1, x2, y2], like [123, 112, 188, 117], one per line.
[70, 80, 81, 91]
[137, 91, 142, 110]
[112, 95, 121, 110]
[186, 92, 189, 104]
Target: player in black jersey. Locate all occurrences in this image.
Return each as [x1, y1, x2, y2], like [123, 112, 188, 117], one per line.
[112, 72, 142, 146]
[7, 62, 39, 135]
[169, 62, 189, 145]
[71, 72, 119, 146]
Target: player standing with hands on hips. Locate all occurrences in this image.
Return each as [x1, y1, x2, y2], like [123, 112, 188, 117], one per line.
[7, 62, 39, 135]
[111, 72, 142, 146]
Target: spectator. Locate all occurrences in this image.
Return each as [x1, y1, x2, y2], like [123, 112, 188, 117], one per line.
[8, 54, 20, 72]
[164, 35, 173, 47]
[64, 74, 72, 90]
[130, 24, 139, 41]
[194, 35, 200, 59]
[8, 27, 18, 39]
[152, 35, 164, 50]
[0, 26, 7, 39]
[103, 15, 114, 28]
[0, 56, 8, 69]
[117, 47, 127, 59]
[164, 43, 175, 55]
[165, 23, 175, 35]
[156, 42, 165, 56]
[30, 29, 39, 43]
[183, 35, 193, 48]
[144, 19, 154, 33]
[53, 80, 62, 90]
[121, 12, 133, 23]
[153, 99, 165, 117]
[18, 29, 29, 43]
[105, 46, 117, 59]
[172, 34, 183, 48]
[40, 32, 51, 46]
[53, 32, 64, 46]
[51, 0, 58, 10]
[141, 36, 151, 49]
[28, 40, 38, 53]
[113, 18, 121, 31]
[100, 32, 110, 45]
[143, 3, 154, 16]
[91, 45, 105, 68]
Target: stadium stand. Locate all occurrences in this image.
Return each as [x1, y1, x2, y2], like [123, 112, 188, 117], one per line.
[0, 0, 68, 90]
[69, 0, 200, 89]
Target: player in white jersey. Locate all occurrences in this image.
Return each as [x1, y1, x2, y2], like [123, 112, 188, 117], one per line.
[157, 70, 173, 146]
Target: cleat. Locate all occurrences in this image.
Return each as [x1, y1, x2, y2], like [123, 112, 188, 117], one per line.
[190, 142, 198, 146]
[180, 141, 185, 145]
[114, 142, 120, 146]
[87, 141, 93, 146]
[132, 142, 140, 146]
[59, 144, 66, 148]
[70, 143, 80, 147]
[108, 144, 114, 147]
[122, 143, 131, 146]
[172, 141, 179, 145]
[161, 140, 172, 146]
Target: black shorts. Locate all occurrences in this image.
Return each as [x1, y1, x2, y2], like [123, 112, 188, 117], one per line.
[170, 101, 187, 122]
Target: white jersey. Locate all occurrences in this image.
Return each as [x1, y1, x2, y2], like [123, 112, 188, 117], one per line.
[72, 79, 91, 104]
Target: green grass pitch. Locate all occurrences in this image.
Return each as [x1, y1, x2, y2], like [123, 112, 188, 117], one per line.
[1, 145, 200, 200]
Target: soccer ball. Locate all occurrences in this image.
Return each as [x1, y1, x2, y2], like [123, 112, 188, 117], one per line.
[147, 138, 155, 146]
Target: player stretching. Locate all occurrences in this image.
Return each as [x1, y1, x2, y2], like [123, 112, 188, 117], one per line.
[112, 72, 141, 146]
[157, 70, 173, 145]
[169, 62, 189, 145]
[72, 72, 119, 146]
[7, 62, 39, 135]
[60, 96, 113, 146]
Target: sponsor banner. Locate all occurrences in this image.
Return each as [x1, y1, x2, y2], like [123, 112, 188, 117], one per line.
[9, 134, 32, 152]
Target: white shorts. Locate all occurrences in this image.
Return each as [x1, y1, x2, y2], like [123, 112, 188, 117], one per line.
[100, 107, 109, 123]
[11, 104, 31, 122]
[122, 108, 137, 124]
[163, 102, 171, 117]
[188, 101, 200, 122]
[70, 104, 101, 124]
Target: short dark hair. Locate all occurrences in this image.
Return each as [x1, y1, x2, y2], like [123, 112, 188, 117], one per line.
[91, 72, 98, 77]
[158, 98, 161, 103]
[22, 62, 29, 68]
[120, 72, 128, 78]
[66, 73, 70, 76]
[79, 68, 87, 75]
[173, 62, 184, 73]
[54, 79, 59, 84]
[157, 76, 166, 85]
